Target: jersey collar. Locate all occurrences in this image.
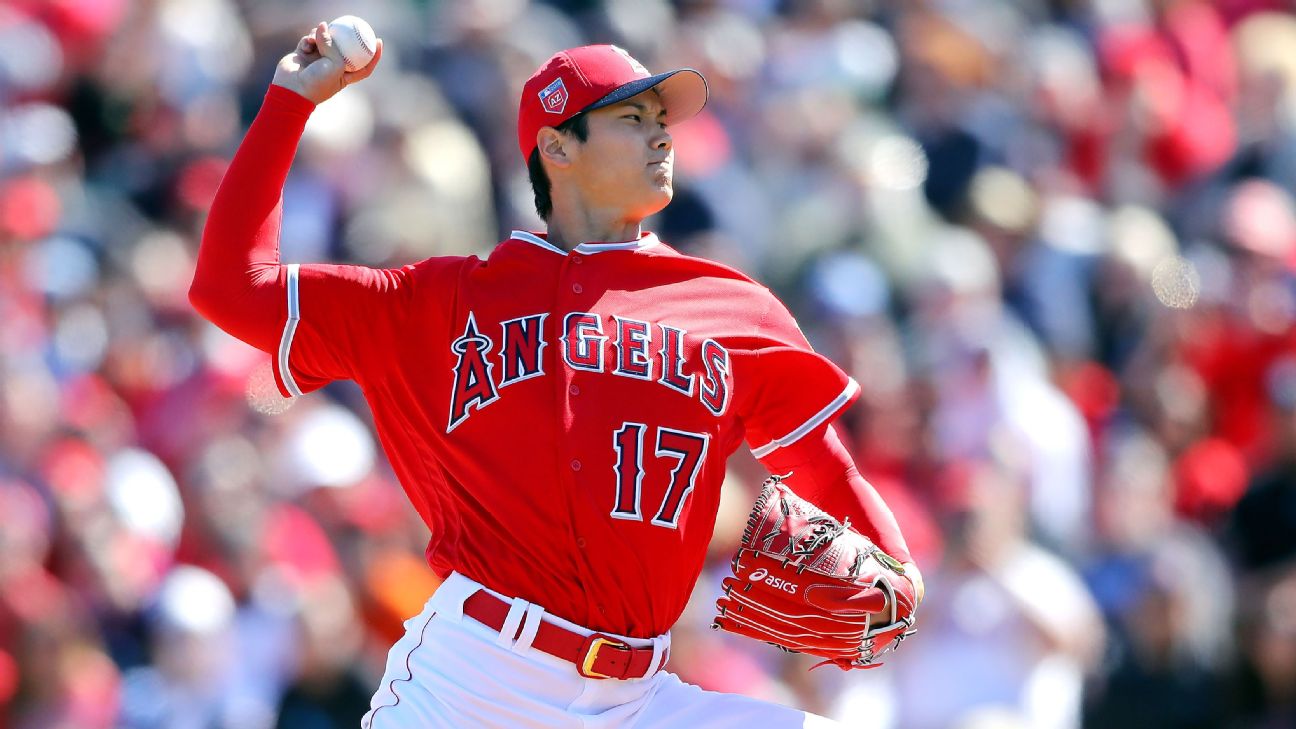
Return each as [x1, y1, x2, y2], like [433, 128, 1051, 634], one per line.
[510, 230, 660, 256]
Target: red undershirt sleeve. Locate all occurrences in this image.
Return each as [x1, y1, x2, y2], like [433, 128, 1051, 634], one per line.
[729, 291, 911, 565]
[190, 84, 456, 396]
[758, 422, 913, 565]
[189, 83, 314, 358]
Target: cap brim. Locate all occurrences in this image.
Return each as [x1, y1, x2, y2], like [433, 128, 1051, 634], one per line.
[584, 69, 709, 127]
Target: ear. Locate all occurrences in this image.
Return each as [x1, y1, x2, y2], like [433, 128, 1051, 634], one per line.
[537, 127, 575, 170]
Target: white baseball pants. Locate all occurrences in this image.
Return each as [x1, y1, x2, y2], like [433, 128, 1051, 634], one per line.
[360, 572, 841, 728]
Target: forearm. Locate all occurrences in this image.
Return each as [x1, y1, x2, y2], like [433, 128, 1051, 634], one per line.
[189, 84, 317, 351]
[761, 424, 912, 565]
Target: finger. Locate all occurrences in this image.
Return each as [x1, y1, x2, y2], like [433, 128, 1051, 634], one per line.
[294, 34, 320, 62]
[343, 37, 383, 82]
[314, 21, 351, 70]
[313, 21, 333, 51]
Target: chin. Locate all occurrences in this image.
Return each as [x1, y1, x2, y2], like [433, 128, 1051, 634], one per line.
[639, 187, 673, 218]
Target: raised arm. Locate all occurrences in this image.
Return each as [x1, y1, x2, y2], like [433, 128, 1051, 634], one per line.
[189, 22, 384, 350]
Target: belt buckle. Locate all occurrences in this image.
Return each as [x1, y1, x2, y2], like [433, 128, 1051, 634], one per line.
[578, 633, 630, 679]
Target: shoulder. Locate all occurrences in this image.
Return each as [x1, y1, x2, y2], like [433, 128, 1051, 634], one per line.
[405, 254, 478, 281]
[645, 239, 778, 301]
[369, 254, 477, 307]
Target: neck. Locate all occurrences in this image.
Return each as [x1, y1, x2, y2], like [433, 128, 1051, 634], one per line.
[545, 202, 642, 252]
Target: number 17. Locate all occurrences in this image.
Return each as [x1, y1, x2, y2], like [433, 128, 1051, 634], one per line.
[611, 423, 709, 529]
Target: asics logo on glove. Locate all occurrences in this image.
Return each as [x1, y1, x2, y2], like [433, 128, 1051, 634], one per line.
[747, 568, 797, 594]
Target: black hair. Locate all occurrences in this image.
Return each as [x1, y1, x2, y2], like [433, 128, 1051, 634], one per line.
[527, 112, 590, 221]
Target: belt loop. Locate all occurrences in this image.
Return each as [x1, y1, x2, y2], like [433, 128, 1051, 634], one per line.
[650, 633, 672, 674]
[512, 603, 545, 653]
[427, 572, 483, 623]
[649, 638, 664, 674]
[496, 597, 528, 649]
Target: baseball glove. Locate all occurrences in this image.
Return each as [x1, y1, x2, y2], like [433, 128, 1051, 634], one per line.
[711, 474, 918, 669]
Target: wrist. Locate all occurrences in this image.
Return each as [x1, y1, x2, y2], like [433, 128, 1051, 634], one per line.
[266, 82, 318, 114]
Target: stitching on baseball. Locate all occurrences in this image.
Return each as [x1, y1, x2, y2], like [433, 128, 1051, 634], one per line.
[353, 24, 374, 55]
[340, 23, 373, 71]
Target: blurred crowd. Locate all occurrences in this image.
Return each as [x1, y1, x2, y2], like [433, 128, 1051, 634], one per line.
[4, 0, 1296, 727]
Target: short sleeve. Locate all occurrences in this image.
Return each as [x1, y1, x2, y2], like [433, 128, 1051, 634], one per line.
[272, 257, 463, 397]
[730, 293, 860, 461]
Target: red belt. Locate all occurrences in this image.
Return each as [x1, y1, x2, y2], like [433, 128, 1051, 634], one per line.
[462, 589, 667, 680]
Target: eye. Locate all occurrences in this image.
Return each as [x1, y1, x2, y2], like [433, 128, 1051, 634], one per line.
[624, 114, 641, 122]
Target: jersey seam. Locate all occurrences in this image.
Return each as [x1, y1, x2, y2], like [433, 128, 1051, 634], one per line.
[364, 260, 448, 389]
[747, 292, 776, 404]
[734, 294, 776, 454]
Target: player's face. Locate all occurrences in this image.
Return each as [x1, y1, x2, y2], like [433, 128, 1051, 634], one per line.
[568, 90, 674, 220]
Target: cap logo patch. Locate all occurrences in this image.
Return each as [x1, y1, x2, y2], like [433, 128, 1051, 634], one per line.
[539, 77, 569, 115]
[611, 45, 649, 76]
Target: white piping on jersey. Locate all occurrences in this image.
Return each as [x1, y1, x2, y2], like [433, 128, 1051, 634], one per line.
[574, 236, 659, 254]
[277, 263, 304, 398]
[510, 230, 566, 254]
[509, 230, 660, 255]
[750, 378, 860, 458]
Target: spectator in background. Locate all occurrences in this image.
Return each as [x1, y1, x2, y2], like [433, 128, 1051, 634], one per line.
[1083, 430, 1236, 728]
[1232, 568, 1296, 729]
[273, 577, 373, 729]
[1228, 361, 1296, 570]
[890, 459, 1104, 729]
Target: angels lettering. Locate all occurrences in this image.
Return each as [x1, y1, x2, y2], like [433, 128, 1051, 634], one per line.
[447, 311, 731, 432]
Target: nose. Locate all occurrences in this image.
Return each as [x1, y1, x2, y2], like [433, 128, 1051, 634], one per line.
[652, 124, 672, 151]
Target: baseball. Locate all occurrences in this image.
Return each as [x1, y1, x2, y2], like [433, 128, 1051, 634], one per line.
[327, 15, 378, 72]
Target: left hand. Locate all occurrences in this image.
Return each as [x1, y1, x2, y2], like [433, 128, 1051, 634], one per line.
[712, 475, 922, 669]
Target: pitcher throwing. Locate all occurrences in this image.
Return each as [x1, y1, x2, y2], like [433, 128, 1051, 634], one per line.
[190, 20, 923, 728]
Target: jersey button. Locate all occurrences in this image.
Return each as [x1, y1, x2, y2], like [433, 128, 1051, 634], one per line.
[572, 283, 584, 294]
[576, 537, 587, 549]
[570, 459, 582, 471]
[572, 256, 583, 265]
[569, 384, 580, 396]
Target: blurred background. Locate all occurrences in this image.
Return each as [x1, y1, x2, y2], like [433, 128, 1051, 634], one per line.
[3, 0, 1296, 727]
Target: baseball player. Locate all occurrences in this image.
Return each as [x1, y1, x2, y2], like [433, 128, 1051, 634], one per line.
[190, 21, 923, 728]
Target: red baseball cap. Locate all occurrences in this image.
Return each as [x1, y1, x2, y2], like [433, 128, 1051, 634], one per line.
[517, 45, 708, 160]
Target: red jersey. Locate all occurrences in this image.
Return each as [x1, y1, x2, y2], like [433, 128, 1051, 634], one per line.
[271, 229, 857, 637]
[192, 85, 898, 639]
